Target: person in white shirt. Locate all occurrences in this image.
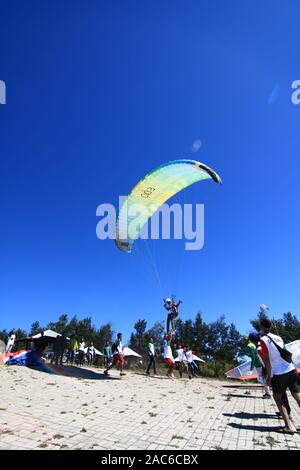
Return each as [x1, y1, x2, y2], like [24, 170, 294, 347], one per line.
[176, 344, 191, 379]
[5, 331, 16, 353]
[146, 337, 157, 375]
[163, 331, 175, 380]
[185, 347, 198, 377]
[78, 339, 86, 366]
[87, 342, 95, 366]
[259, 318, 300, 435]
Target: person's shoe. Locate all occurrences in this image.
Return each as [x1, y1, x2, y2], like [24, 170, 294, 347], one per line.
[103, 370, 109, 376]
[189, 375, 192, 380]
[120, 372, 126, 376]
[263, 393, 271, 399]
[146, 371, 150, 376]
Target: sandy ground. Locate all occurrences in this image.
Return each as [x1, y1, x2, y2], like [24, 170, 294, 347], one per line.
[0, 364, 299, 450]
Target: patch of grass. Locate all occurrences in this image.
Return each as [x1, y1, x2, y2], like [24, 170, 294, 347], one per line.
[149, 412, 157, 417]
[60, 411, 67, 414]
[141, 421, 147, 425]
[38, 442, 48, 448]
[53, 434, 64, 439]
[80, 427, 87, 433]
[253, 438, 266, 447]
[172, 435, 185, 440]
[266, 436, 279, 448]
[206, 396, 215, 400]
[244, 390, 252, 395]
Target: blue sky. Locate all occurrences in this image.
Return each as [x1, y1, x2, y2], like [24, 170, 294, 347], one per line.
[1, 1, 300, 342]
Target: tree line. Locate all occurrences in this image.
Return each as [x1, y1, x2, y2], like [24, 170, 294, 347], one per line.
[0, 308, 299, 377]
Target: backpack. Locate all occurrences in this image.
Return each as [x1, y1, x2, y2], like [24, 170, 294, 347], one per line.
[111, 342, 117, 354]
[267, 335, 293, 364]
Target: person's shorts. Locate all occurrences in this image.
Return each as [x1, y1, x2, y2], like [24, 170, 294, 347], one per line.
[164, 358, 174, 368]
[271, 369, 300, 395]
[114, 353, 124, 365]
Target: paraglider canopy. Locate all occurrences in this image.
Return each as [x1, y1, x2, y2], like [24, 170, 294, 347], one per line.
[115, 159, 221, 253]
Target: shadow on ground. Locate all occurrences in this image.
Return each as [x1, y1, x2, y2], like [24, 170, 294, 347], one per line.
[29, 365, 120, 380]
[223, 412, 278, 420]
[223, 384, 263, 389]
[222, 393, 257, 399]
[227, 422, 282, 433]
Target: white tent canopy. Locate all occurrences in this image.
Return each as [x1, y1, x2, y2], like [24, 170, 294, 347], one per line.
[32, 329, 61, 339]
[174, 354, 205, 363]
[123, 347, 142, 358]
[191, 354, 205, 363]
[84, 347, 103, 356]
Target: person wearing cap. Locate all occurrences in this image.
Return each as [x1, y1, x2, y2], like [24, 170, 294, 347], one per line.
[247, 332, 271, 398]
[258, 318, 300, 435]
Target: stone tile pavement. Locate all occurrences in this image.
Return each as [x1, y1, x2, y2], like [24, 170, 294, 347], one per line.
[0, 365, 299, 450]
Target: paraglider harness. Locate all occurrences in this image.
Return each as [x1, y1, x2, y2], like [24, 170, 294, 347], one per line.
[165, 296, 182, 333]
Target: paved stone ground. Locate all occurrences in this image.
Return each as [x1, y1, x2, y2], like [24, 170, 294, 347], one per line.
[0, 364, 299, 450]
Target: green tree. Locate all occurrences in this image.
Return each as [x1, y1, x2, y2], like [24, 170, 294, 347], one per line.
[193, 312, 209, 357]
[30, 321, 42, 336]
[97, 323, 113, 351]
[147, 321, 165, 351]
[129, 319, 148, 354]
[47, 314, 68, 333]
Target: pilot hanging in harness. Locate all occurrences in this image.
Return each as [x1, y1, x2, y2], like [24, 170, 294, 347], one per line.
[163, 296, 182, 333]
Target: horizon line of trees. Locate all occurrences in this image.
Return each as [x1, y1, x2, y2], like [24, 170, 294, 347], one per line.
[1, 309, 299, 366]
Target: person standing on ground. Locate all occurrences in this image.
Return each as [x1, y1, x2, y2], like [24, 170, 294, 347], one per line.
[67, 334, 78, 364]
[258, 318, 300, 435]
[58, 332, 67, 365]
[87, 342, 95, 366]
[103, 342, 112, 369]
[78, 339, 86, 366]
[176, 344, 191, 379]
[104, 333, 126, 377]
[247, 332, 271, 399]
[185, 347, 198, 377]
[146, 337, 157, 376]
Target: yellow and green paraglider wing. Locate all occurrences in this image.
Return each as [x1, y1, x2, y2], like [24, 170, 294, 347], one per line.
[116, 159, 221, 252]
